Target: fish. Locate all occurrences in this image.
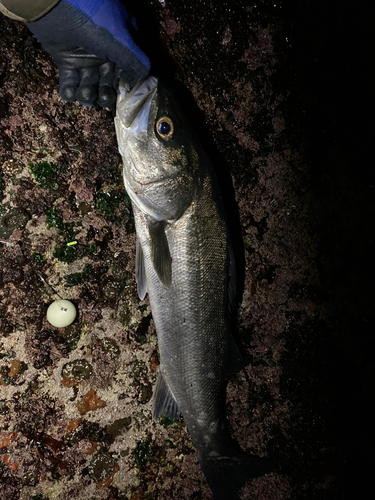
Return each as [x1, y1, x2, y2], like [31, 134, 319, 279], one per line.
[114, 76, 272, 499]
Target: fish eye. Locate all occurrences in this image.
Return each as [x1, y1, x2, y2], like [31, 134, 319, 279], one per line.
[156, 116, 174, 141]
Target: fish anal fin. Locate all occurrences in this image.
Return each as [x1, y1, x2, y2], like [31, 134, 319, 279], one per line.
[148, 220, 172, 286]
[152, 372, 180, 421]
[136, 237, 148, 300]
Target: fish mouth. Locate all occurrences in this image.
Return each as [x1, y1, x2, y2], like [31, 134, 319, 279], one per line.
[116, 76, 158, 141]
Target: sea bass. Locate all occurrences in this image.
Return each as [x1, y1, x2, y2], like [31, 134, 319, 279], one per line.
[114, 76, 271, 499]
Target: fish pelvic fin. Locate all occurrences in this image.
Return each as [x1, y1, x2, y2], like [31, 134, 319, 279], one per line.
[152, 372, 180, 421]
[148, 219, 172, 286]
[200, 450, 273, 500]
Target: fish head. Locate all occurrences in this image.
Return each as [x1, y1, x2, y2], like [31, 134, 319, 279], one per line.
[115, 77, 202, 221]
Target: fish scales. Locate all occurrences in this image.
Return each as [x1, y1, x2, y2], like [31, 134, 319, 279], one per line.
[134, 171, 228, 447]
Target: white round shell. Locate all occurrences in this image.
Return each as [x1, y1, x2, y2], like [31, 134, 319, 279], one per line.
[47, 300, 77, 328]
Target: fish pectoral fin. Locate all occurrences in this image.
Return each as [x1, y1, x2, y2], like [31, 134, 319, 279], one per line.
[136, 237, 148, 300]
[152, 372, 180, 421]
[148, 219, 172, 286]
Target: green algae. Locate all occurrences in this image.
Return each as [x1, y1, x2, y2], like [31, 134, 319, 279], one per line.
[160, 416, 178, 428]
[44, 207, 96, 262]
[45, 206, 64, 230]
[95, 186, 133, 224]
[134, 440, 153, 468]
[52, 245, 76, 263]
[45, 207, 75, 241]
[31, 252, 45, 265]
[65, 264, 94, 286]
[29, 161, 59, 189]
[54, 242, 96, 263]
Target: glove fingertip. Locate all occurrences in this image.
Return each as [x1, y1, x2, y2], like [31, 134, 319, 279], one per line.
[60, 85, 78, 103]
[97, 86, 117, 109]
[76, 85, 98, 106]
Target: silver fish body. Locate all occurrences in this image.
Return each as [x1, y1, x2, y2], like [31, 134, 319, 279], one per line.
[115, 77, 271, 499]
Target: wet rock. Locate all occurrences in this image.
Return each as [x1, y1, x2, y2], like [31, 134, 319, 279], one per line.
[0, 319, 14, 336]
[59, 324, 82, 350]
[35, 329, 53, 342]
[0, 267, 24, 285]
[1, 159, 23, 177]
[62, 359, 93, 382]
[96, 337, 120, 358]
[65, 264, 94, 286]
[64, 419, 105, 446]
[100, 276, 125, 305]
[88, 452, 117, 483]
[131, 360, 153, 404]
[0, 204, 30, 238]
[22, 470, 39, 487]
[33, 354, 53, 370]
[0, 401, 10, 415]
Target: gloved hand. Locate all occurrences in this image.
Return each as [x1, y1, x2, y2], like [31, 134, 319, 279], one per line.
[27, 0, 150, 108]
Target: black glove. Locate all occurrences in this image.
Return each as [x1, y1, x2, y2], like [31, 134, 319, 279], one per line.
[27, 0, 150, 108]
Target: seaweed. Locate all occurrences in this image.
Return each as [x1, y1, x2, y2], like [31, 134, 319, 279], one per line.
[31, 252, 45, 266]
[53, 243, 96, 263]
[134, 440, 153, 468]
[28, 161, 60, 190]
[45, 207, 75, 240]
[45, 207, 96, 262]
[95, 186, 133, 224]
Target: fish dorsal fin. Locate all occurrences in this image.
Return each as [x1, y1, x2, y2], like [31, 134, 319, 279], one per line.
[152, 372, 180, 420]
[148, 220, 172, 286]
[136, 237, 148, 300]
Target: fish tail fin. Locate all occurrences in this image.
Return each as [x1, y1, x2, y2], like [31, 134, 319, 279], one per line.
[200, 450, 273, 500]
